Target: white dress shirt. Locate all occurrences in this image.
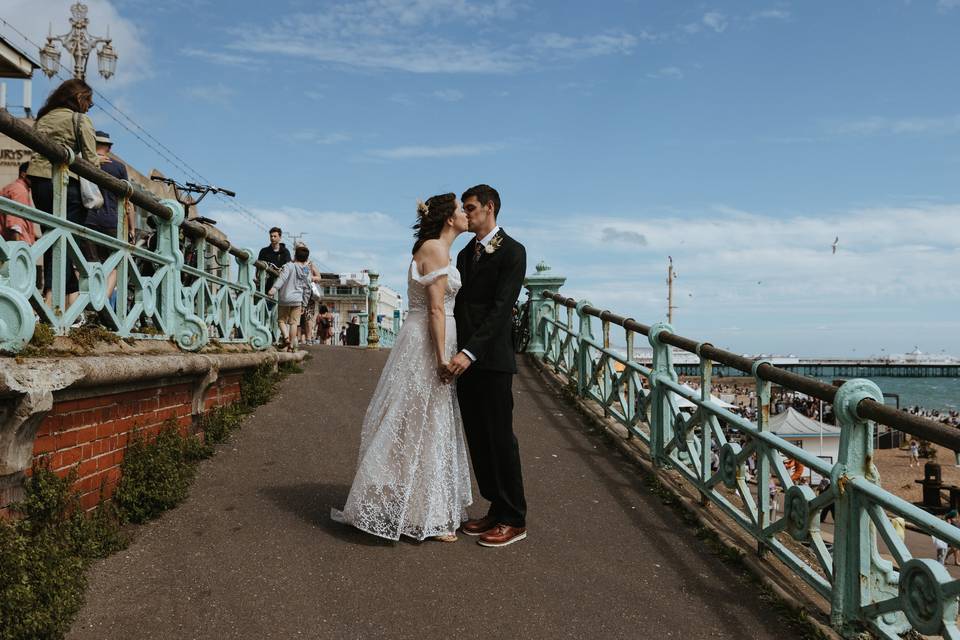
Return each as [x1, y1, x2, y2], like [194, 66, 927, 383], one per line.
[461, 226, 501, 362]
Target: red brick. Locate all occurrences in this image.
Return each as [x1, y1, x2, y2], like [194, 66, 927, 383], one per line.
[33, 435, 55, 455]
[77, 425, 99, 444]
[79, 492, 100, 511]
[55, 431, 78, 449]
[77, 459, 97, 478]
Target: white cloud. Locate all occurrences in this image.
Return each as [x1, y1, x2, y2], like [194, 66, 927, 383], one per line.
[433, 89, 464, 102]
[367, 143, 505, 159]
[181, 47, 259, 67]
[938, 0, 960, 10]
[289, 130, 351, 145]
[0, 0, 150, 87]
[829, 114, 960, 136]
[514, 202, 960, 355]
[529, 31, 638, 58]
[647, 66, 684, 79]
[702, 12, 728, 33]
[181, 83, 235, 105]
[749, 8, 791, 21]
[223, 1, 637, 74]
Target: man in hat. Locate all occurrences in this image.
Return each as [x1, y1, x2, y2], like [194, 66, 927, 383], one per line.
[83, 131, 137, 300]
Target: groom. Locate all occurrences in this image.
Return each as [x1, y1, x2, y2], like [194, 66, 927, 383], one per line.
[445, 184, 528, 547]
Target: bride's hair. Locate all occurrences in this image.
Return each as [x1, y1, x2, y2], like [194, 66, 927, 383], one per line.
[411, 192, 457, 254]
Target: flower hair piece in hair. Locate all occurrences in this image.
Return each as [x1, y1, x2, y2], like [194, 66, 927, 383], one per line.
[416, 199, 430, 218]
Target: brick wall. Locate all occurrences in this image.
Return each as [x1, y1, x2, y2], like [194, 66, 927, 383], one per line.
[25, 373, 244, 512]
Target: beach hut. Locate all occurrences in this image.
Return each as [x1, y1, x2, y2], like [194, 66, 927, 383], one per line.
[768, 407, 842, 470]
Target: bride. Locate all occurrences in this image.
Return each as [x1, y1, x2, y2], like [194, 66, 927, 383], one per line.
[332, 193, 472, 542]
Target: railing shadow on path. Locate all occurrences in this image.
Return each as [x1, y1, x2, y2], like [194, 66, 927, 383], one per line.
[515, 365, 786, 640]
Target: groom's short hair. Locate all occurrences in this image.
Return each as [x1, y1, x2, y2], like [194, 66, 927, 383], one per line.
[462, 184, 500, 218]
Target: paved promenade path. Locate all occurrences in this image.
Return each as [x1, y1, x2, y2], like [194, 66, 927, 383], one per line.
[69, 346, 803, 640]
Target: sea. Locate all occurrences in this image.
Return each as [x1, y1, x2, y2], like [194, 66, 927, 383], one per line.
[823, 376, 960, 413]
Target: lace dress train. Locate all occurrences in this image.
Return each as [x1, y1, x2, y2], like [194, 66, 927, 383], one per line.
[331, 262, 472, 540]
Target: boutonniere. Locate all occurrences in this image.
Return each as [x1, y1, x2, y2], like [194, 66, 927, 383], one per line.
[484, 233, 504, 254]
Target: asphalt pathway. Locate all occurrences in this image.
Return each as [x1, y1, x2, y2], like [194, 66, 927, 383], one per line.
[69, 346, 803, 640]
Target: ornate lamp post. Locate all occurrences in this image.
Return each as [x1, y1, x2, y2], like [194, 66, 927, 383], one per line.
[367, 272, 380, 349]
[38, 2, 118, 81]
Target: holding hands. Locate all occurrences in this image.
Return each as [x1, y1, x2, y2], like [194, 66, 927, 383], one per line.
[437, 351, 472, 384]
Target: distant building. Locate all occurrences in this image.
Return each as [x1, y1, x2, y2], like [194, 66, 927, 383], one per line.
[0, 35, 39, 187]
[316, 271, 402, 336]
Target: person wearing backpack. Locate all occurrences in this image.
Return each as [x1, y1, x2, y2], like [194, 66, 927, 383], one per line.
[268, 244, 318, 351]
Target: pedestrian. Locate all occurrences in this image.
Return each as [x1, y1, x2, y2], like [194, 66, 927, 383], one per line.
[909, 439, 920, 468]
[339, 325, 347, 345]
[257, 227, 291, 293]
[945, 510, 960, 566]
[26, 79, 102, 309]
[934, 511, 954, 565]
[83, 130, 137, 303]
[317, 303, 333, 344]
[817, 477, 834, 523]
[268, 244, 316, 351]
[300, 256, 323, 344]
[0, 162, 38, 244]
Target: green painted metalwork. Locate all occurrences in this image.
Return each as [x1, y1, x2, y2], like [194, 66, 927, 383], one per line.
[532, 273, 960, 639]
[367, 271, 380, 349]
[0, 164, 278, 354]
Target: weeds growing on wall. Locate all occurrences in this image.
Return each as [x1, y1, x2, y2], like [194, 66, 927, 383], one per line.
[0, 465, 127, 640]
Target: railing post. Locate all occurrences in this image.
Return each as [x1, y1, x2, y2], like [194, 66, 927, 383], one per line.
[829, 379, 905, 635]
[367, 271, 380, 350]
[358, 312, 369, 347]
[393, 309, 400, 334]
[648, 321, 677, 467]
[522, 260, 566, 357]
[575, 300, 593, 396]
[154, 199, 207, 351]
[752, 359, 773, 556]
[237, 248, 272, 350]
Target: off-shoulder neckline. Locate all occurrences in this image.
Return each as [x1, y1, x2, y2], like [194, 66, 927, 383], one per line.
[409, 259, 453, 282]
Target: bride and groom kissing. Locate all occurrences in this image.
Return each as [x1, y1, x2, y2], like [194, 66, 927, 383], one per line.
[332, 184, 527, 548]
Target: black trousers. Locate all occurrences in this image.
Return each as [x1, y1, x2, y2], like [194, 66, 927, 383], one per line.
[32, 177, 85, 295]
[457, 368, 526, 527]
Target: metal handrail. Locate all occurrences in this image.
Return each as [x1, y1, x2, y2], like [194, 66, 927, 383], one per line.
[542, 290, 960, 452]
[0, 109, 278, 277]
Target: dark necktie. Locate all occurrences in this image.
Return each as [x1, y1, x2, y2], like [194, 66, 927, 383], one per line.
[473, 240, 483, 263]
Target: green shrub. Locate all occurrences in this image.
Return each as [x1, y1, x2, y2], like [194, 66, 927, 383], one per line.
[241, 363, 280, 407]
[0, 465, 127, 640]
[201, 404, 247, 446]
[113, 424, 197, 524]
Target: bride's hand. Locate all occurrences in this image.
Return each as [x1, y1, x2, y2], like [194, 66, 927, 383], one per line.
[437, 361, 452, 384]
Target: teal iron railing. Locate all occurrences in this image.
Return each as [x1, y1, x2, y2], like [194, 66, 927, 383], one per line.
[0, 110, 279, 353]
[524, 269, 960, 639]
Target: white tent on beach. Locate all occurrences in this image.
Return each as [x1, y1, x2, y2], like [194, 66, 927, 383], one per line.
[672, 384, 737, 411]
[768, 407, 842, 467]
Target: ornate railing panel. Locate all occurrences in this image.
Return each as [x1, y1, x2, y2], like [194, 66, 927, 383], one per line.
[0, 110, 278, 353]
[525, 272, 960, 639]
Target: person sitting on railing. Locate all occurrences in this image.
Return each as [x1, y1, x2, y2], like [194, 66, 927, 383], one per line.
[81, 130, 137, 306]
[0, 161, 39, 245]
[25, 79, 102, 309]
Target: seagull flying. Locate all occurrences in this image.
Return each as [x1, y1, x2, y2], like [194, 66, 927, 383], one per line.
[831, 236, 839, 254]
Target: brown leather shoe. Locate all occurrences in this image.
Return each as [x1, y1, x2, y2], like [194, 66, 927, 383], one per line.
[477, 524, 527, 547]
[461, 515, 498, 536]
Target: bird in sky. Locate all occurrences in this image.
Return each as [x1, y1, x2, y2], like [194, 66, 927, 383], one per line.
[832, 236, 839, 254]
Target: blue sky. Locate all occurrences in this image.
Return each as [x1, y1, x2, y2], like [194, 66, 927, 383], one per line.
[4, 0, 960, 357]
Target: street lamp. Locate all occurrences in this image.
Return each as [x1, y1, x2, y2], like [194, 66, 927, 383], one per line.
[39, 2, 118, 81]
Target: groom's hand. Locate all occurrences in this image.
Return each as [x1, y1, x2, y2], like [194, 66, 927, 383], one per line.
[446, 351, 473, 377]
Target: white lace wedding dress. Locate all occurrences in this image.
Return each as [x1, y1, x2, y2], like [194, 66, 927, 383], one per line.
[331, 260, 472, 540]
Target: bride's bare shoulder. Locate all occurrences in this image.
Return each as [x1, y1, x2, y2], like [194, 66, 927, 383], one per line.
[413, 240, 450, 273]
